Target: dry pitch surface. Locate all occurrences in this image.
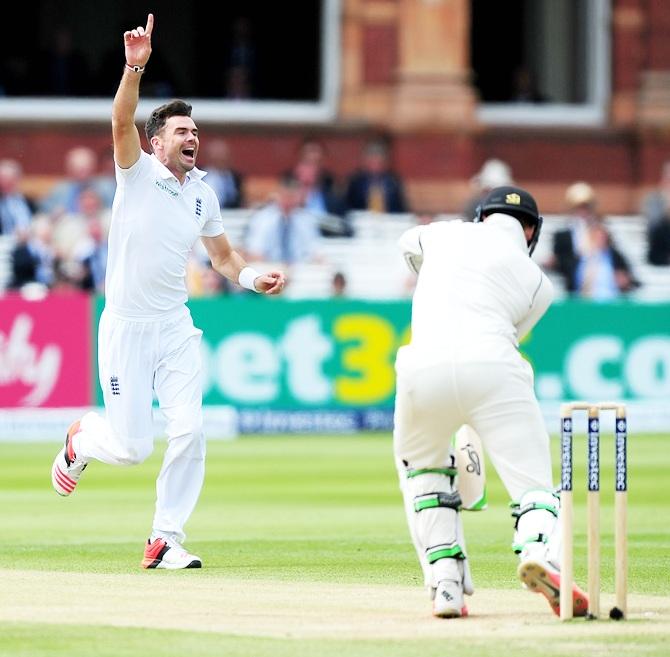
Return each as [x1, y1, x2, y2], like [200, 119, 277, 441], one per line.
[3, 569, 668, 640]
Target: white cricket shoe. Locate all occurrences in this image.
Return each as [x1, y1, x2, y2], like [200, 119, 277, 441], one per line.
[517, 558, 588, 617]
[51, 420, 87, 496]
[433, 579, 468, 618]
[141, 537, 202, 570]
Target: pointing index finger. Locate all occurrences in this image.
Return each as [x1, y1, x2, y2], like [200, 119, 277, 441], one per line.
[145, 13, 154, 36]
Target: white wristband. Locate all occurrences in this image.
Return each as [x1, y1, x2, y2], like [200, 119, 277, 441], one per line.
[238, 266, 261, 292]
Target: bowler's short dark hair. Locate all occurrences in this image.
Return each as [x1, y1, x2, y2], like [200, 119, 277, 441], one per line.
[145, 99, 193, 145]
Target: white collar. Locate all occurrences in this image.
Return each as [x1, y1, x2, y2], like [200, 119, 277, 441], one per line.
[150, 153, 207, 182]
[483, 213, 528, 253]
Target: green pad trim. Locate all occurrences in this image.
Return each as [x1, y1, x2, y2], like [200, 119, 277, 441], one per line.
[427, 544, 466, 563]
[407, 467, 457, 479]
[463, 485, 488, 511]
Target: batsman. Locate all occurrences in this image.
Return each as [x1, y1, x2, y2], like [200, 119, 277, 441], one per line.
[394, 186, 588, 618]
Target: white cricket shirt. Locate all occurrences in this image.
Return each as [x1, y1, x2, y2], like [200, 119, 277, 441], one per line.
[398, 214, 554, 363]
[105, 151, 224, 317]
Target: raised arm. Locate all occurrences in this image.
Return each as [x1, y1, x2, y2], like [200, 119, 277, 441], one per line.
[112, 13, 154, 169]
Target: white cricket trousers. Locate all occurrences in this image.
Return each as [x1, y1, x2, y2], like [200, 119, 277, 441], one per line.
[74, 305, 205, 543]
[393, 347, 552, 500]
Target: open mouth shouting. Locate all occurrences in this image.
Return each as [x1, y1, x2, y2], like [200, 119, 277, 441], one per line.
[181, 147, 196, 165]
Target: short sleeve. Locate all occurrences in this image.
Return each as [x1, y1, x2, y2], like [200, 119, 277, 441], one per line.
[115, 150, 152, 185]
[200, 185, 225, 238]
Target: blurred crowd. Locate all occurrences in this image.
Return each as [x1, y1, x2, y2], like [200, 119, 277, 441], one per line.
[2, 139, 669, 302]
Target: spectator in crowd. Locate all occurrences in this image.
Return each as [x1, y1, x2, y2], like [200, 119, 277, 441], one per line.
[201, 138, 244, 209]
[51, 186, 110, 266]
[462, 158, 513, 221]
[9, 217, 55, 289]
[287, 138, 349, 236]
[294, 158, 338, 216]
[344, 139, 408, 214]
[75, 213, 109, 293]
[648, 213, 670, 266]
[549, 182, 597, 291]
[642, 160, 670, 265]
[97, 147, 118, 206]
[295, 139, 338, 199]
[331, 271, 347, 297]
[575, 221, 637, 300]
[548, 182, 638, 295]
[0, 159, 33, 235]
[39, 146, 115, 215]
[245, 173, 322, 265]
[641, 160, 670, 228]
[294, 158, 351, 238]
[51, 257, 87, 293]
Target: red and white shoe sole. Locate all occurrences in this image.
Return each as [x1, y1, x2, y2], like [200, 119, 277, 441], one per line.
[141, 539, 202, 570]
[51, 451, 77, 496]
[518, 560, 589, 617]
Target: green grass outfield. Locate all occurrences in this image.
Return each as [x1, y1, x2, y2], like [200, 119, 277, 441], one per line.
[1, 432, 668, 656]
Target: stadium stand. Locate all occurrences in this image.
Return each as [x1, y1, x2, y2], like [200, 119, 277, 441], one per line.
[0, 212, 668, 300]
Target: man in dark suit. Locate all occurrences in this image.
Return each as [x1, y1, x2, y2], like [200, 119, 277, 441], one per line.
[550, 182, 638, 295]
[345, 139, 408, 214]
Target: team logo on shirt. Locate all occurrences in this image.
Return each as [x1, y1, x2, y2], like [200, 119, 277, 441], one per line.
[110, 376, 120, 396]
[195, 197, 203, 217]
[154, 179, 179, 197]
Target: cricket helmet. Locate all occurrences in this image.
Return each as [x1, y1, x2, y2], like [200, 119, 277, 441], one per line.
[474, 185, 543, 256]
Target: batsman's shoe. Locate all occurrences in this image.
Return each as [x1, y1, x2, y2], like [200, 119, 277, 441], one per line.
[141, 537, 202, 570]
[517, 559, 588, 618]
[432, 579, 468, 618]
[51, 420, 87, 496]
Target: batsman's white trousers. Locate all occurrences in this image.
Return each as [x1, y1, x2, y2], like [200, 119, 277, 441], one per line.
[393, 346, 552, 501]
[74, 305, 205, 543]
